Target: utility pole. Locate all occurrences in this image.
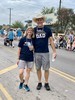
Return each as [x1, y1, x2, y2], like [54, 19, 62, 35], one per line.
[8, 8, 13, 26]
[59, 0, 61, 12]
[59, 0, 62, 32]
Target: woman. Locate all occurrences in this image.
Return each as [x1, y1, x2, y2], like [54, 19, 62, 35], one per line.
[17, 27, 34, 92]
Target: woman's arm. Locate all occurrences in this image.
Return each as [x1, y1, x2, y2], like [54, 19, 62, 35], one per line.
[17, 47, 21, 65]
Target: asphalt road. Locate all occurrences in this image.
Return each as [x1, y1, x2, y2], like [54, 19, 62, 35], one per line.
[50, 47, 75, 77]
[0, 37, 75, 100]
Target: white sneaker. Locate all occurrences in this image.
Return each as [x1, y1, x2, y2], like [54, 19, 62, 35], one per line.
[13, 45, 14, 48]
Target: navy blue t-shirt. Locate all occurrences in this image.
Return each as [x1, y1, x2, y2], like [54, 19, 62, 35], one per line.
[18, 37, 33, 61]
[33, 26, 52, 53]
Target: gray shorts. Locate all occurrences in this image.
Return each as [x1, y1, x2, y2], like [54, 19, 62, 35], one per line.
[34, 53, 50, 70]
[18, 60, 34, 69]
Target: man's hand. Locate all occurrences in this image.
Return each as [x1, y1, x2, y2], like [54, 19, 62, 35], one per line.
[52, 52, 57, 62]
[53, 52, 57, 59]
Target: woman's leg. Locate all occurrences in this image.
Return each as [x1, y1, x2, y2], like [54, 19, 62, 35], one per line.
[23, 68, 32, 91]
[25, 68, 32, 85]
[19, 68, 25, 89]
[19, 69, 24, 82]
[18, 60, 25, 82]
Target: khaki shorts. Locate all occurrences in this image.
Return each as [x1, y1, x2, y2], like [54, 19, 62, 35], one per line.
[34, 53, 50, 70]
[18, 60, 34, 69]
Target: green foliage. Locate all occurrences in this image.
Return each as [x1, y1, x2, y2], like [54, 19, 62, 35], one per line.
[57, 8, 74, 31]
[12, 21, 24, 29]
[41, 7, 75, 32]
[41, 7, 55, 15]
[0, 25, 2, 30]
[71, 14, 75, 30]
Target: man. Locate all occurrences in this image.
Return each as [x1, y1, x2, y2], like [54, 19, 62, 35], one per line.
[17, 28, 22, 40]
[8, 28, 14, 47]
[68, 31, 74, 50]
[33, 15, 56, 91]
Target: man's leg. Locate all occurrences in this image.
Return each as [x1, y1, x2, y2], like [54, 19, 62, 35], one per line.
[44, 70, 50, 91]
[35, 53, 42, 90]
[42, 53, 50, 83]
[9, 40, 11, 46]
[42, 53, 51, 91]
[44, 70, 49, 83]
[36, 69, 42, 90]
[37, 69, 42, 83]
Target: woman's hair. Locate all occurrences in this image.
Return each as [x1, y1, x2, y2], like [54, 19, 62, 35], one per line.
[25, 26, 34, 38]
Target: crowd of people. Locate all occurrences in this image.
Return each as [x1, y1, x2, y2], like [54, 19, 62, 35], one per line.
[0, 28, 23, 47]
[53, 31, 75, 51]
[0, 28, 23, 38]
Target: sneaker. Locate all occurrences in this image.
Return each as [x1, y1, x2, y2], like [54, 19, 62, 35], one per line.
[19, 80, 25, 89]
[23, 84, 30, 92]
[13, 45, 14, 48]
[44, 83, 51, 91]
[36, 83, 42, 90]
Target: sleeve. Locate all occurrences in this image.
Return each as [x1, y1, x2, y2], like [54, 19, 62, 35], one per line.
[34, 27, 37, 38]
[34, 27, 36, 32]
[18, 38, 23, 48]
[47, 27, 52, 38]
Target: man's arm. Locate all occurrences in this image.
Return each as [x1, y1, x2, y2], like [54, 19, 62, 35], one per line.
[49, 37, 57, 58]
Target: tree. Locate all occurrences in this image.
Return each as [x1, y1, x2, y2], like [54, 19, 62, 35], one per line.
[0, 25, 2, 30]
[41, 7, 55, 15]
[57, 8, 74, 31]
[12, 21, 24, 29]
[71, 14, 75, 30]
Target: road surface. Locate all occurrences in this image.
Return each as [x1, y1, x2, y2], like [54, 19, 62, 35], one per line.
[0, 37, 75, 100]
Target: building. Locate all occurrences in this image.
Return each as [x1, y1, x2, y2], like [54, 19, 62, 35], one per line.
[32, 13, 58, 27]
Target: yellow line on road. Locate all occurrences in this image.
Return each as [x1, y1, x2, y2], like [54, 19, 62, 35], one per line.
[0, 83, 13, 100]
[0, 64, 17, 75]
[0, 97, 2, 100]
[0, 64, 75, 83]
[51, 67, 75, 80]
[50, 69, 75, 83]
[34, 65, 75, 83]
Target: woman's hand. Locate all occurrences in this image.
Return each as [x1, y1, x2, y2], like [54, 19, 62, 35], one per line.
[28, 46, 34, 51]
[17, 60, 19, 65]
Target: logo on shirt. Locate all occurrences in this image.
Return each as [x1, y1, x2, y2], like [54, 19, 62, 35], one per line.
[36, 29, 46, 38]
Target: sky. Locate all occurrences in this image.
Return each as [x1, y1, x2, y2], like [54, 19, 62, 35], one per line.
[0, 0, 75, 25]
